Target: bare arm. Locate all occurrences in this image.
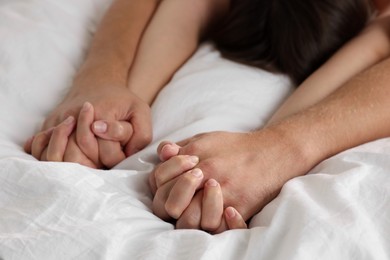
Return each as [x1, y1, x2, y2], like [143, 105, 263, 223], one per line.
[73, 0, 159, 92]
[29, 0, 232, 167]
[127, 0, 230, 104]
[28, 0, 161, 167]
[151, 54, 390, 231]
[268, 14, 390, 124]
[271, 55, 390, 170]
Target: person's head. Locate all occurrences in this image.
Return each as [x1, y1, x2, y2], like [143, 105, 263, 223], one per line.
[213, 0, 374, 84]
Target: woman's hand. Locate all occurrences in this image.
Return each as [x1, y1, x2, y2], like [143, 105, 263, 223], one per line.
[197, 178, 248, 233]
[24, 78, 152, 168]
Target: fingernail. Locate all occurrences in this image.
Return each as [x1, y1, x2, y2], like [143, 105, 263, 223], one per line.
[63, 116, 74, 125]
[82, 102, 92, 112]
[206, 179, 218, 187]
[225, 207, 236, 219]
[189, 155, 199, 164]
[93, 121, 107, 133]
[192, 168, 203, 178]
[162, 144, 176, 153]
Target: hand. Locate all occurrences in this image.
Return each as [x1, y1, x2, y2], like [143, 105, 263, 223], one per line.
[150, 154, 247, 233]
[150, 130, 306, 231]
[197, 178, 248, 233]
[25, 77, 152, 168]
[24, 102, 135, 168]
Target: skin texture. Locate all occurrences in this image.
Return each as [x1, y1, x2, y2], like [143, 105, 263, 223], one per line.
[148, 5, 390, 232]
[24, 0, 159, 167]
[151, 130, 305, 231]
[150, 53, 390, 231]
[25, 0, 229, 168]
[24, 0, 390, 233]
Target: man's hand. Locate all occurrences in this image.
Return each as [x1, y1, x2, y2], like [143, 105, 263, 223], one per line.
[150, 130, 307, 232]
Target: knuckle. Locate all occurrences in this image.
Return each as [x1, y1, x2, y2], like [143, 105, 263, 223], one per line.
[154, 170, 166, 187]
[201, 221, 219, 232]
[132, 132, 152, 152]
[173, 156, 191, 169]
[139, 131, 152, 145]
[177, 212, 200, 229]
[164, 202, 181, 220]
[198, 159, 218, 174]
[100, 153, 124, 169]
[181, 172, 199, 186]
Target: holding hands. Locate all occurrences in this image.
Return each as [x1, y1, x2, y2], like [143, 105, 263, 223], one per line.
[24, 79, 152, 169]
[24, 0, 160, 168]
[149, 130, 306, 233]
[150, 138, 249, 233]
[25, 0, 384, 234]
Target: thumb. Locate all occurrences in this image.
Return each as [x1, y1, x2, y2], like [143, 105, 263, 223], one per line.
[92, 120, 133, 147]
[124, 113, 152, 156]
[157, 141, 181, 161]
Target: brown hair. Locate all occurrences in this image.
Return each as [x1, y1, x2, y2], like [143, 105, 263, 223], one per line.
[213, 0, 373, 84]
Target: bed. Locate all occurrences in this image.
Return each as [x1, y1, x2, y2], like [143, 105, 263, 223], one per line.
[0, 0, 389, 259]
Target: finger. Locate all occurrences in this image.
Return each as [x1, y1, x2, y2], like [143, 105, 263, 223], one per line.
[92, 120, 133, 146]
[124, 113, 152, 156]
[63, 134, 97, 168]
[97, 139, 126, 169]
[165, 168, 203, 219]
[213, 218, 229, 234]
[24, 136, 34, 154]
[153, 155, 199, 188]
[40, 148, 48, 161]
[176, 191, 203, 230]
[46, 116, 76, 162]
[31, 127, 54, 160]
[153, 179, 176, 221]
[76, 102, 99, 164]
[157, 141, 174, 154]
[149, 170, 158, 195]
[157, 141, 181, 161]
[224, 207, 248, 230]
[201, 179, 224, 232]
[41, 115, 62, 131]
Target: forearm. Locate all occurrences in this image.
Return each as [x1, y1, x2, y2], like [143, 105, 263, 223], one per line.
[266, 57, 390, 173]
[128, 0, 229, 104]
[74, 0, 159, 88]
[268, 15, 390, 124]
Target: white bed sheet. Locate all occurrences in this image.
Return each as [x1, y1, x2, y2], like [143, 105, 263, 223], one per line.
[0, 1, 389, 259]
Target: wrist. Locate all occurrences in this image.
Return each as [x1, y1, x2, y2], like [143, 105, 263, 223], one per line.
[257, 120, 325, 178]
[67, 65, 129, 100]
[127, 77, 161, 105]
[75, 58, 128, 85]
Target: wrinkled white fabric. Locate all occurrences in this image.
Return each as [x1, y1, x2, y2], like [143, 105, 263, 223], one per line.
[0, 1, 389, 259]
